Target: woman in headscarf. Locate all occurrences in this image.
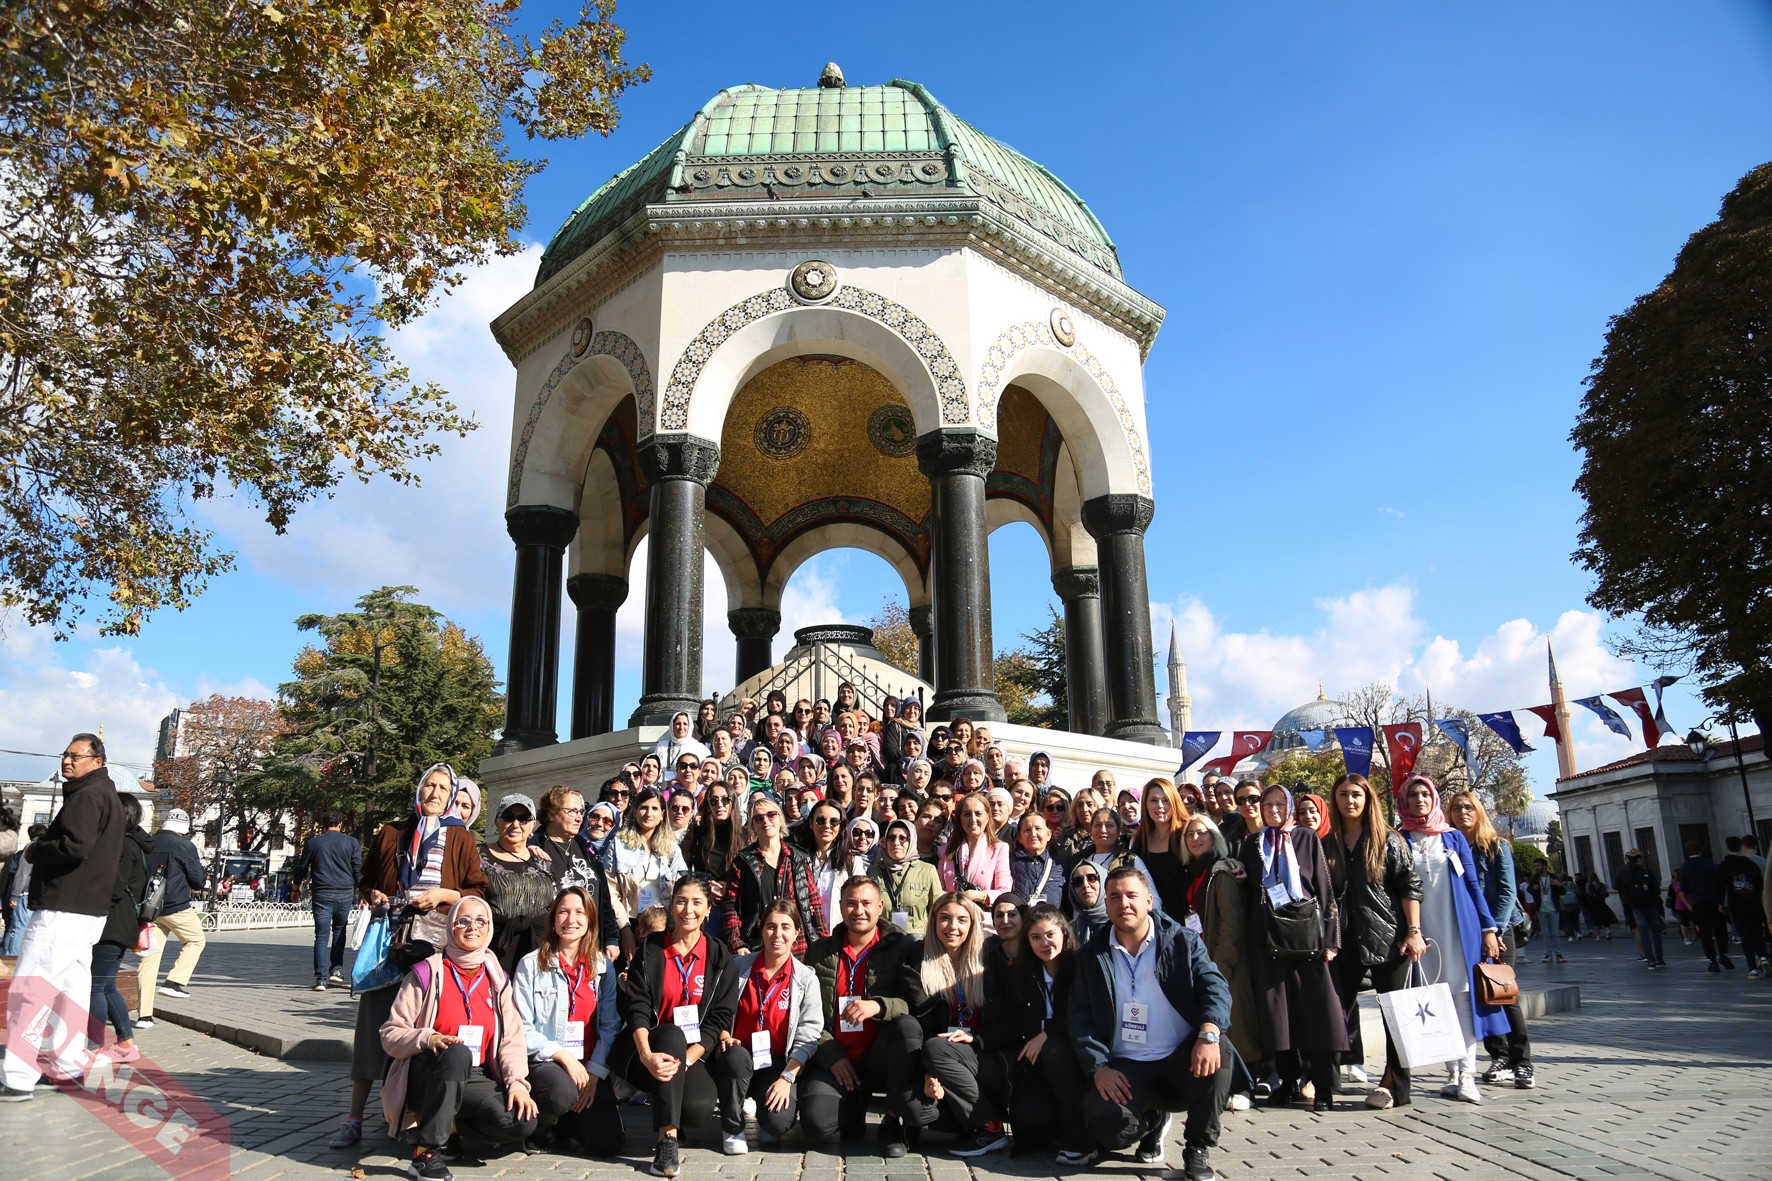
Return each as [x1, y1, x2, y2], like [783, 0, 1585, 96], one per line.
[1239, 782, 1345, 1112]
[330, 764, 488, 1150]
[1294, 792, 1331, 840]
[582, 802, 620, 875]
[513, 887, 624, 1155]
[1397, 774, 1506, 1104]
[1322, 773, 1422, 1110]
[845, 816, 880, 877]
[870, 818, 943, 936]
[881, 696, 923, 773]
[902, 756, 935, 799]
[1178, 813, 1259, 1111]
[1027, 751, 1055, 792]
[379, 896, 537, 1176]
[1132, 777, 1190, 915]
[1065, 860, 1110, 944]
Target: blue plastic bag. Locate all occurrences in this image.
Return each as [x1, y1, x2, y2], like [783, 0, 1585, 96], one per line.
[351, 914, 403, 994]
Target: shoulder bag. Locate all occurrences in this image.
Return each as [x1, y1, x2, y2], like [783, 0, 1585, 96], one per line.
[1260, 886, 1323, 961]
[1474, 957, 1518, 1006]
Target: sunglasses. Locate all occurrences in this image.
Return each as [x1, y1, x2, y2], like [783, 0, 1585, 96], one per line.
[812, 816, 842, 826]
[451, 917, 491, 930]
[751, 812, 781, 824]
[1071, 873, 1099, 885]
[497, 811, 532, 825]
[670, 803, 694, 813]
[1043, 802, 1066, 813]
[709, 794, 732, 805]
[607, 789, 631, 799]
[1235, 795, 1261, 805]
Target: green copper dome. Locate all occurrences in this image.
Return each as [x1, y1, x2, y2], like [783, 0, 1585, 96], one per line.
[538, 76, 1121, 284]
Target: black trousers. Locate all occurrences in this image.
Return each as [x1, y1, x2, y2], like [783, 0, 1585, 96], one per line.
[528, 1059, 625, 1154]
[1335, 953, 1414, 1101]
[1008, 1033, 1089, 1152]
[710, 1043, 799, 1137]
[1693, 907, 1732, 963]
[609, 1023, 718, 1133]
[405, 1044, 537, 1152]
[1080, 1037, 1230, 1152]
[1729, 903, 1767, 967]
[797, 1021, 920, 1144]
[911, 1036, 1011, 1132]
[1480, 930, 1532, 1069]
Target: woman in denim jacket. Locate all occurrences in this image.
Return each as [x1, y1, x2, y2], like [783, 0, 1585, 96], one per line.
[1447, 792, 1534, 1091]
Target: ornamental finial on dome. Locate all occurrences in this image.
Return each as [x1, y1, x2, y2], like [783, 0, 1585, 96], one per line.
[819, 62, 845, 88]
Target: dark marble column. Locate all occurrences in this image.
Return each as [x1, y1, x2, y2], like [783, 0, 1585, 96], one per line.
[498, 504, 578, 753]
[630, 435, 720, 727]
[729, 607, 782, 685]
[567, 573, 627, 740]
[1052, 565, 1108, 737]
[916, 429, 1006, 723]
[908, 604, 935, 686]
[1082, 494, 1164, 744]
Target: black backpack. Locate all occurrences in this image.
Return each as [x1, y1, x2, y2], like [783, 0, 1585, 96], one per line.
[138, 855, 168, 922]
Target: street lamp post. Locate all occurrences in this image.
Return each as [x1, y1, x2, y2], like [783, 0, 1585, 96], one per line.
[1686, 716, 1757, 836]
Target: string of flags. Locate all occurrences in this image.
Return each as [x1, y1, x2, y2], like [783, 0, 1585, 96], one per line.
[1174, 676, 1682, 782]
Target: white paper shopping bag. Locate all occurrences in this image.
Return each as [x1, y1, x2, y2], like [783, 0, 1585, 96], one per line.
[1378, 946, 1468, 1070]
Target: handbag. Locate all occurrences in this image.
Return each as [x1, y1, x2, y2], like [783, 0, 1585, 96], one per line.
[1260, 885, 1323, 961]
[1378, 944, 1468, 1069]
[134, 922, 155, 953]
[1475, 958, 1519, 1006]
[346, 904, 373, 952]
[389, 906, 450, 970]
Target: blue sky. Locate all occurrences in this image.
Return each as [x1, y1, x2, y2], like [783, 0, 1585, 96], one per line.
[5, 1, 1769, 792]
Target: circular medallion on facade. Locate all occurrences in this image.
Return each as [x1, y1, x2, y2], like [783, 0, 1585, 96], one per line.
[789, 259, 840, 303]
[755, 406, 811, 459]
[570, 317, 595, 357]
[867, 404, 917, 458]
[1050, 307, 1077, 347]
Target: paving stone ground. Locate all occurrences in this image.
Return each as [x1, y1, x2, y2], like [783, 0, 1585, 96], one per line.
[3, 924, 1768, 1181]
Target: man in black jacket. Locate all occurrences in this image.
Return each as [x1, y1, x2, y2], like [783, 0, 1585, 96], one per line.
[292, 811, 362, 990]
[135, 808, 209, 1022]
[2, 733, 124, 1100]
[1067, 865, 1231, 1181]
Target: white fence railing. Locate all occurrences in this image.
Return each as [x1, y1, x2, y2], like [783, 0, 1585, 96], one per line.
[198, 900, 313, 932]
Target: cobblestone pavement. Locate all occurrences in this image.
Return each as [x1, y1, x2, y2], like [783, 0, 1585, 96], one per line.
[3, 925, 1768, 1181]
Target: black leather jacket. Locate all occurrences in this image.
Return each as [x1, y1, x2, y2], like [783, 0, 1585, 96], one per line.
[1335, 830, 1423, 967]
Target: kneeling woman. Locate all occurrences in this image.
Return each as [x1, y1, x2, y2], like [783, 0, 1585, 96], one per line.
[513, 888, 624, 1154]
[379, 897, 538, 1178]
[610, 875, 739, 1178]
[711, 900, 824, 1153]
[1005, 903, 1091, 1158]
[901, 892, 1014, 1158]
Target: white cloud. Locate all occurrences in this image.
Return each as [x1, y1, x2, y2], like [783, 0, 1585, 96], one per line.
[200, 247, 541, 615]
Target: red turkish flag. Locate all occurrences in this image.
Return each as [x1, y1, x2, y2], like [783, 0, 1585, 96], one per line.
[1607, 688, 1661, 750]
[1522, 704, 1562, 744]
[1381, 723, 1423, 795]
[1200, 731, 1273, 777]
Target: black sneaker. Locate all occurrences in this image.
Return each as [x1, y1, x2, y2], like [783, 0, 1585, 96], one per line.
[952, 1127, 1009, 1158]
[1183, 1146, 1218, 1181]
[1709, 960, 1722, 973]
[133, 1016, 156, 1029]
[328, 971, 346, 985]
[1135, 1113, 1172, 1164]
[1721, 955, 1736, 970]
[1514, 1063, 1537, 1090]
[312, 980, 327, 991]
[651, 1135, 681, 1178]
[1056, 1148, 1102, 1167]
[878, 1115, 907, 1159]
[0, 1084, 33, 1103]
[159, 983, 191, 999]
[408, 1151, 452, 1180]
[1479, 1057, 1506, 1084]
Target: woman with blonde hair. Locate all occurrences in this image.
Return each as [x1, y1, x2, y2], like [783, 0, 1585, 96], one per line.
[900, 892, 1013, 1157]
[1058, 787, 1104, 862]
[1447, 790, 1534, 1091]
[610, 790, 688, 936]
[1178, 812, 1260, 1109]
[1132, 777, 1190, 915]
[938, 792, 1011, 908]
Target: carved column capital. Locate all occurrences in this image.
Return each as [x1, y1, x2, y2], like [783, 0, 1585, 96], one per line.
[727, 607, 782, 640]
[505, 504, 578, 549]
[907, 604, 934, 637]
[640, 434, 722, 484]
[1081, 493, 1155, 539]
[915, 428, 997, 480]
[1051, 564, 1101, 602]
[567, 573, 628, 612]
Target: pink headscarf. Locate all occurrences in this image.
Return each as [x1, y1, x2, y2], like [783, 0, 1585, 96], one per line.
[1398, 773, 1453, 835]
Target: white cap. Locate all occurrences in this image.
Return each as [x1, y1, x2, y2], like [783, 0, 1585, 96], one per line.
[162, 808, 191, 834]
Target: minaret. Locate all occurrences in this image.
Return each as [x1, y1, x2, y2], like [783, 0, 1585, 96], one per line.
[1548, 639, 1578, 780]
[1166, 622, 1191, 749]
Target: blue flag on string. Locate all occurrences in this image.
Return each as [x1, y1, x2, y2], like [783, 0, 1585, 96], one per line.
[1334, 727, 1375, 777]
[1575, 696, 1633, 738]
[1295, 729, 1330, 752]
[1176, 732, 1222, 773]
[1434, 718, 1479, 780]
[1477, 711, 1535, 755]
[1650, 676, 1681, 739]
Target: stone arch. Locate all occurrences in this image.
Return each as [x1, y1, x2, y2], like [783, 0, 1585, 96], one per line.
[985, 498, 1053, 559]
[1050, 440, 1098, 571]
[507, 326, 655, 509]
[658, 283, 968, 443]
[762, 522, 928, 615]
[621, 511, 762, 620]
[975, 320, 1150, 499]
[569, 449, 627, 579]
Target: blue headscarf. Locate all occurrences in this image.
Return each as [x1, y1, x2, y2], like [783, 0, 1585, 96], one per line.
[402, 762, 467, 891]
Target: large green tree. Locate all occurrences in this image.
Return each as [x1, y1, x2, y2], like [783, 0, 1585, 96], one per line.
[249, 586, 503, 829]
[1572, 161, 1772, 733]
[0, 0, 647, 637]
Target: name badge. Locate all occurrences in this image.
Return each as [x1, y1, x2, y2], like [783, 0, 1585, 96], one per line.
[1266, 883, 1294, 910]
[637, 884, 660, 911]
[1184, 913, 1204, 935]
[562, 1020, 585, 1060]
[837, 995, 864, 1034]
[456, 1024, 484, 1055]
[750, 1028, 773, 1070]
[1120, 1002, 1149, 1046]
[673, 1004, 701, 1042]
[891, 910, 910, 931]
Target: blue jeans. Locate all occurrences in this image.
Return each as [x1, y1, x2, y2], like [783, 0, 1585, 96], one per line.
[1631, 907, 1665, 964]
[90, 940, 133, 1044]
[312, 891, 355, 981]
[2, 899, 30, 956]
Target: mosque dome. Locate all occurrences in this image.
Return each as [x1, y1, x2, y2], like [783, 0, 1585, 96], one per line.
[1271, 692, 1350, 738]
[538, 71, 1122, 285]
[1514, 798, 1558, 838]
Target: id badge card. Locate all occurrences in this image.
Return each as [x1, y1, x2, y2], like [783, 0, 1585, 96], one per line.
[891, 910, 910, 931]
[637, 883, 660, 911]
[673, 1004, 701, 1042]
[1266, 883, 1293, 910]
[750, 1029, 773, 1070]
[456, 1024, 484, 1055]
[1120, 1002, 1149, 1046]
[562, 1020, 585, 1060]
[1185, 912, 1204, 935]
[837, 995, 864, 1034]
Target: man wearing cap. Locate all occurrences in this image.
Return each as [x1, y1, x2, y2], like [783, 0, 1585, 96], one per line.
[292, 811, 362, 990]
[136, 805, 210, 1020]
